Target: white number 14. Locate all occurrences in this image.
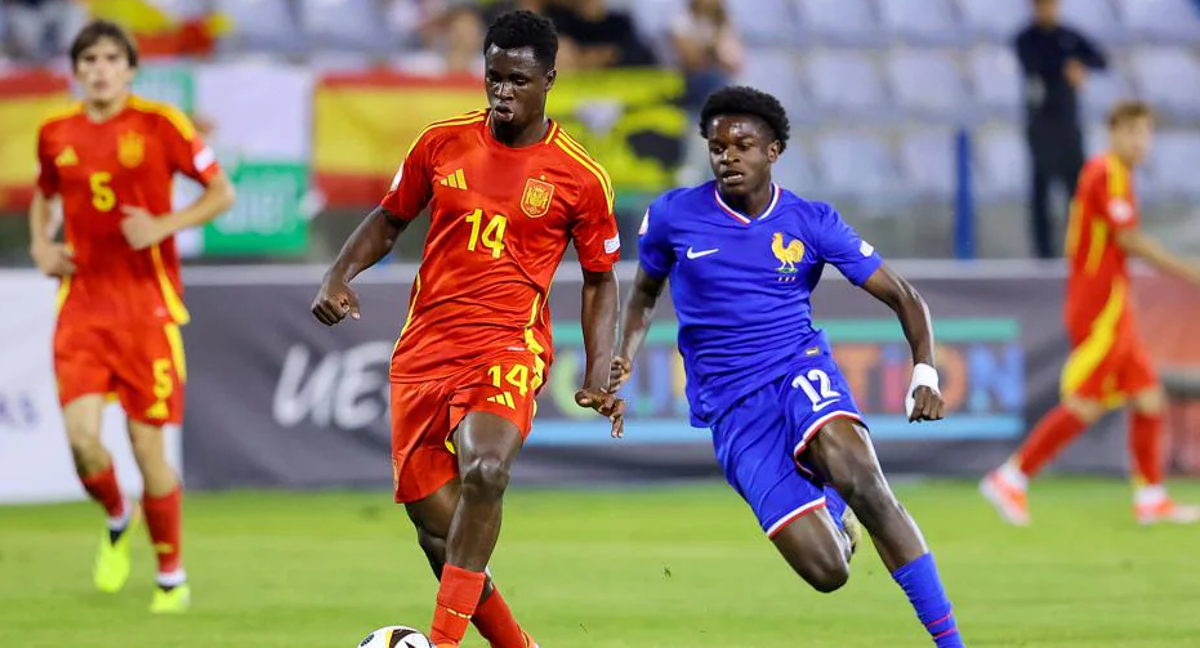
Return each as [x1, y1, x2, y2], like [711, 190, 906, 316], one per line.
[792, 368, 840, 410]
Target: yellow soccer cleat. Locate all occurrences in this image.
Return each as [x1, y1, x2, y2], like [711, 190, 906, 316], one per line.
[841, 505, 863, 561]
[150, 583, 191, 614]
[93, 505, 140, 594]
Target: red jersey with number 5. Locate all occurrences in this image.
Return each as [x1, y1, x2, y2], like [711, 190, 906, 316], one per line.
[381, 109, 621, 382]
[1063, 154, 1140, 338]
[36, 95, 220, 325]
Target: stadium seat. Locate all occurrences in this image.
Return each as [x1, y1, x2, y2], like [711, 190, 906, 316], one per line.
[885, 49, 969, 122]
[968, 45, 1022, 118]
[898, 128, 957, 197]
[773, 139, 819, 192]
[814, 130, 899, 196]
[1130, 48, 1200, 120]
[1080, 69, 1131, 122]
[737, 48, 809, 123]
[726, 0, 798, 47]
[623, 0, 686, 55]
[1117, 0, 1200, 44]
[1060, 0, 1129, 45]
[956, 0, 1031, 43]
[793, 0, 882, 47]
[974, 125, 1027, 201]
[215, 0, 306, 57]
[1084, 122, 1108, 158]
[878, 0, 965, 46]
[1148, 130, 1200, 199]
[805, 49, 889, 119]
[298, 0, 391, 57]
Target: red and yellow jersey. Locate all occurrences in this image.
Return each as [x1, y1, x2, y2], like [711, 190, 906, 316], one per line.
[382, 109, 621, 382]
[36, 95, 220, 325]
[1063, 153, 1140, 340]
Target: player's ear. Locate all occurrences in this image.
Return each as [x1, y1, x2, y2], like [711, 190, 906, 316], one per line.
[544, 67, 556, 92]
[767, 140, 781, 164]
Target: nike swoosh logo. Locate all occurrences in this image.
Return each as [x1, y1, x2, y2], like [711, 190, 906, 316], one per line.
[686, 247, 719, 259]
[812, 400, 839, 412]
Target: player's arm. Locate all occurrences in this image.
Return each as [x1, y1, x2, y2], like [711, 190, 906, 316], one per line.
[1115, 228, 1200, 285]
[120, 173, 235, 250]
[28, 126, 74, 277]
[610, 267, 666, 392]
[860, 266, 944, 423]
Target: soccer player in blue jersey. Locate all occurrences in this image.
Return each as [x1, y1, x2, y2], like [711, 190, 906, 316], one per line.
[609, 86, 965, 647]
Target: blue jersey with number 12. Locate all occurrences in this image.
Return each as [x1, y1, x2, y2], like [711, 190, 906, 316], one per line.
[638, 180, 883, 427]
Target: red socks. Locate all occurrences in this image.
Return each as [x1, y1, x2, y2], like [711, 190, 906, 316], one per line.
[1016, 405, 1088, 477]
[1130, 411, 1164, 486]
[80, 464, 125, 518]
[473, 586, 528, 648]
[430, 565, 487, 646]
[143, 485, 183, 576]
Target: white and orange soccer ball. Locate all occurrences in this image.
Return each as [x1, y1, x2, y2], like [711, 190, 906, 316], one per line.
[357, 626, 435, 648]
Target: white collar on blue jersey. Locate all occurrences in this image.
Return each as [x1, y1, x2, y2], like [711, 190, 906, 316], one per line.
[713, 183, 781, 225]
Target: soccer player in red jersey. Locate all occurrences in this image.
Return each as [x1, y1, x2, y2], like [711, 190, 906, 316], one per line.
[28, 21, 234, 611]
[312, 11, 624, 648]
[982, 101, 1200, 526]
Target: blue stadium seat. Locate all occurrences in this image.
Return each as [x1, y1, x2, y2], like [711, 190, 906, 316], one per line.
[298, 0, 391, 57]
[898, 128, 957, 197]
[215, 0, 306, 57]
[1084, 122, 1108, 158]
[737, 49, 810, 123]
[974, 125, 1026, 201]
[956, 0, 1031, 42]
[1060, 0, 1129, 45]
[726, 0, 798, 47]
[968, 45, 1021, 118]
[885, 49, 968, 121]
[814, 130, 898, 196]
[1117, 0, 1200, 44]
[878, 0, 964, 46]
[1081, 69, 1132, 122]
[1131, 48, 1200, 119]
[773, 140, 819, 191]
[794, 0, 882, 47]
[805, 50, 888, 118]
[1148, 130, 1200, 198]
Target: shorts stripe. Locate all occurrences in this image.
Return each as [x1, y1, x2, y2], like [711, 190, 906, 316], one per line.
[792, 410, 864, 461]
[1061, 282, 1126, 397]
[765, 498, 828, 538]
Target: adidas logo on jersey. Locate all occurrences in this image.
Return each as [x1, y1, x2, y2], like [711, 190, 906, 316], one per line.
[439, 169, 468, 190]
[487, 392, 516, 409]
[55, 146, 78, 167]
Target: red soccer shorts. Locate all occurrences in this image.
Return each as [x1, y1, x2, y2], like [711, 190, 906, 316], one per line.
[390, 350, 545, 503]
[1061, 317, 1158, 407]
[54, 320, 187, 426]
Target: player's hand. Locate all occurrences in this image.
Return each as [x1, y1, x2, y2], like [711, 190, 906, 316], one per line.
[30, 241, 75, 278]
[119, 206, 169, 250]
[908, 385, 945, 423]
[607, 356, 632, 393]
[1064, 59, 1088, 88]
[311, 277, 360, 326]
[575, 387, 626, 438]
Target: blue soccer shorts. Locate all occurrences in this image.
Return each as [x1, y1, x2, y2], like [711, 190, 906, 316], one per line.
[710, 352, 865, 537]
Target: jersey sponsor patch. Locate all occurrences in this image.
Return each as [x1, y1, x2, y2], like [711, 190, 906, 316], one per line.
[390, 164, 403, 190]
[604, 233, 621, 254]
[638, 209, 649, 236]
[860, 240, 875, 257]
[193, 146, 216, 172]
[1109, 198, 1134, 224]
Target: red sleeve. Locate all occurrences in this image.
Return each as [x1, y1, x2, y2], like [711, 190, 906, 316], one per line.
[1100, 162, 1139, 231]
[160, 109, 219, 185]
[379, 132, 434, 221]
[571, 168, 620, 272]
[35, 124, 59, 197]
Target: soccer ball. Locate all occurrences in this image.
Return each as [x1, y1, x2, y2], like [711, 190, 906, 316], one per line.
[357, 626, 435, 648]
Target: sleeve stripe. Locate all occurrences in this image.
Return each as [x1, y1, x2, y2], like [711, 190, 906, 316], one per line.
[555, 132, 614, 203]
[193, 146, 216, 171]
[405, 111, 487, 155]
[129, 96, 197, 140]
[554, 139, 614, 215]
[1106, 154, 1128, 198]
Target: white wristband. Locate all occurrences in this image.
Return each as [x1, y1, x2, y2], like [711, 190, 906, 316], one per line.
[905, 363, 940, 418]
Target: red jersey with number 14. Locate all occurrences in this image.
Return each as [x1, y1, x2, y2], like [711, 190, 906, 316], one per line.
[381, 110, 621, 382]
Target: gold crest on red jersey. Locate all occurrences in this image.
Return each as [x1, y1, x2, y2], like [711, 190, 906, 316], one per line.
[118, 131, 144, 169]
[520, 177, 555, 218]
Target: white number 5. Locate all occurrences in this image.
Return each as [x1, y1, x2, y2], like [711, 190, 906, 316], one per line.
[792, 368, 840, 410]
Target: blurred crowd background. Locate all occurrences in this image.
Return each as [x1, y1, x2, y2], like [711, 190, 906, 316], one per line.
[0, 0, 1198, 266]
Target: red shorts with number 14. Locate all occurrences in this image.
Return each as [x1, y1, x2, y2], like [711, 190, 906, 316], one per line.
[390, 350, 545, 503]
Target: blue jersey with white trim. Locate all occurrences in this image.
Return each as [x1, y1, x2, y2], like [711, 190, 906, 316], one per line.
[638, 181, 883, 427]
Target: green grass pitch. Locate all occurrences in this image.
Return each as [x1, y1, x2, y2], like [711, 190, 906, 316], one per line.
[3, 478, 1199, 647]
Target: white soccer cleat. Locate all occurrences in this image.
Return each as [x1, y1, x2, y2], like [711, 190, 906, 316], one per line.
[1135, 499, 1200, 525]
[980, 470, 1030, 526]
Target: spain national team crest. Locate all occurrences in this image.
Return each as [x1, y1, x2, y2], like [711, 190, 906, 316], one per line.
[520, 177, 555, 218]
[118, 131, 144, 169]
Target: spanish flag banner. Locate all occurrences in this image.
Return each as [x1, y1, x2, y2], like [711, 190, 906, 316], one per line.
[0, 71, 72, 210]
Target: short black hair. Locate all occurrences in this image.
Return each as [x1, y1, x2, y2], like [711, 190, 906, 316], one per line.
[699, 86, 790, 153]
[484, 9, 558, 70]
[70, 20, 139, 70]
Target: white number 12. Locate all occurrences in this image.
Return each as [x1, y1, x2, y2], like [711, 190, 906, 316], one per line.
[792, 368, 840, 410]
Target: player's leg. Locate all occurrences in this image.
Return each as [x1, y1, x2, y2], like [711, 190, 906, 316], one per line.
[805, 420, 964, 648]
[770, 505, 852, 593]
[1028, 131, 1054, 259]
[55, 322, 137, 593]
[405, 482, 534, 648]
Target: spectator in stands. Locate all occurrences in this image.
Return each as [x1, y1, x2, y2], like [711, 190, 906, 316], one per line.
[392, 3, 485, 76]
[1015, 0, 1107, 259]
[670, 0, 742, 114]
[4, 0, 86, 62]
[482, 0, 548, 27]
[545, 0, 656, 70]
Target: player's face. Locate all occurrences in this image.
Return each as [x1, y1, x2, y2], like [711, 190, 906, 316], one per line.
[706, 115, 780, 197]
[74, 38, 134, 105]
[1112, 116, 1154, 166]
[485, 45, 555, 127]
[1033, 0, 1059, 26]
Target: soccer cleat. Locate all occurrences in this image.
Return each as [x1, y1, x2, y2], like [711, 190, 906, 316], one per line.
[522, 630, 540, 648]
[93, 504, 140, 593]
[979, 470, 1030, 526]
[841, 505, 862, 560]
[1135, 498, 1200, 525]
[149, 583, 191, 613]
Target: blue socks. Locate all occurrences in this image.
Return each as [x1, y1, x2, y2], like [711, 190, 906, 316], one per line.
[892, 553, 964, 647]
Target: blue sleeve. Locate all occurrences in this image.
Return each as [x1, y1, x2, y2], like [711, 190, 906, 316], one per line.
[637, 193, 675, 280]
[814, 203, 882, 286]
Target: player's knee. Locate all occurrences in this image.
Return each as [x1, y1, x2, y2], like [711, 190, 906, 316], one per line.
[1062, 396, 1105, 424]
[799, 552, 850, 593]
[461, 455, 511, 499]
[1132, 386, 1166, 416]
